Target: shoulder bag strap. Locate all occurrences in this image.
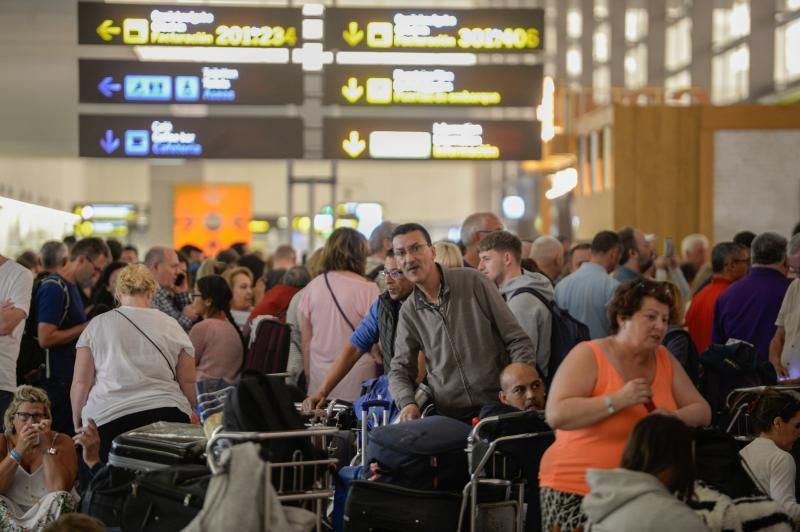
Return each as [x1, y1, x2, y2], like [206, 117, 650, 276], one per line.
[324, 272, 356, 332]
[114, 309, 177, 380]
[508, 286, 554, 314]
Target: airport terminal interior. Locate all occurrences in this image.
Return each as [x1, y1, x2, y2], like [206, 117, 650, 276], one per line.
[1, 0, 800, 531]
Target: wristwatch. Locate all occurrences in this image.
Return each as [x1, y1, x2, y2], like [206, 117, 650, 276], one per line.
[603, 395, 616, 415]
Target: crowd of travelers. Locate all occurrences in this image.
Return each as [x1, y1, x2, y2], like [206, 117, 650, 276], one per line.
[1, 215, 800, 531]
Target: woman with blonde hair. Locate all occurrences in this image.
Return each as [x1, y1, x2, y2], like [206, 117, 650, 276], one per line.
[72, 264, 196, 462]
[0, 385, 78, 531]
[433, 240, 464, 269]
[221, 266, 254, 332]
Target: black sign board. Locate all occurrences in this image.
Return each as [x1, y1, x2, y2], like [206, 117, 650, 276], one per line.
[325, 8, 544, 53]
[78, 2, 301, 48]
[80, 115, 303, 159]
[323, 64, 542, 107]
[324, 118, 541, 161]
[79, 60, 303, 105]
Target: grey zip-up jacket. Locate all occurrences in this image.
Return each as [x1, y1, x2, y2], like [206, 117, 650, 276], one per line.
[499, 271, 554, 376]
[389, 265, 537, 420]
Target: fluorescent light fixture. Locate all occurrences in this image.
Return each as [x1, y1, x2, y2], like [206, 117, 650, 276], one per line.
[303, 19, 323, 40]
[302, 3, 324, 16]
[369, 131, 432, 159]
[336, 51, 477, 66]
[354, 203, 383, 238]
[133, 46, 290, 63]
[536, 76, 555, 142]
[502, 195, 525, 220]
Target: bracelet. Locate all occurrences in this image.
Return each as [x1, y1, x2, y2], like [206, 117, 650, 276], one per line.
[8, 450, 22, 463]
[603, 395, 617, 415]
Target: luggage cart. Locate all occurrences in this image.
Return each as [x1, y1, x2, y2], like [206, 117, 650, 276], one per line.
[461, 411, 554, 532]
[207, 426, 339, 532]
[724, 385, 800, 437]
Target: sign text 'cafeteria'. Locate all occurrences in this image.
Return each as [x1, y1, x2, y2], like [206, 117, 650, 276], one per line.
[79, 116, 303, 159]
[325, 64, 542, 107]
[324, 118, 541, 161]
[325, 8, 544, 53]
[78, 2, 300, 47]
[79, 60, 303, 105]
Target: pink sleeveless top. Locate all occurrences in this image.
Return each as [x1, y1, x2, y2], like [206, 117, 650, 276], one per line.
[539, 341, 677, 495]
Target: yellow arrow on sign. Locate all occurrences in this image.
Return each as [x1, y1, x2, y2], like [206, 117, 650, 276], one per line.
[96, 19, 122, 41]
[342, 131, 366, 158]
[341, 78, 364, 103]
[342, 21, 364, 47]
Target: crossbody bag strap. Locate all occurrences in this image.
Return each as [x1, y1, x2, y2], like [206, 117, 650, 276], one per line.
[324, 272, 356, 332]
[114, 309, 177, 380]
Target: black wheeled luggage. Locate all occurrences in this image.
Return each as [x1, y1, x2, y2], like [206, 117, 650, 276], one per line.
[343, 480, 463, 532]
[108, 422, 207, 472]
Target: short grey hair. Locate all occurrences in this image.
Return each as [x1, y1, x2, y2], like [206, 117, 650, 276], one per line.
[460, 212, 500, 246]
[681, 234, 709, 258]
[39, 241, 67, 270]
[282, 266, 311, 288]
[144, 246, 171, 268]
[531, 235, 563, 265]
[751, 232, 787, 266]
[368, 222, 397, 254]
[790, 233, 800, 257]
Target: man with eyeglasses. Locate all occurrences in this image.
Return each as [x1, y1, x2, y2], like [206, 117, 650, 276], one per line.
[303, 250, 416, 411]
[145, 246, 198, 332]
[36, 237, 109, 434]
[460, 212, 504, 268]
[0, 252, 33, 415]
[389, 223, 536, 423]
[685, 242, 750, 354]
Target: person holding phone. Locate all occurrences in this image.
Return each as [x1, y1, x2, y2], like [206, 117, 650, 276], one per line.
[539, 279, 710, 532]
[0, 385, 78, 530]
[146, 246, 199, 332]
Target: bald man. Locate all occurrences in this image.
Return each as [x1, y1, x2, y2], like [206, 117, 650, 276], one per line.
[499, 362, 546, 412]
[531, 236, 565, 284]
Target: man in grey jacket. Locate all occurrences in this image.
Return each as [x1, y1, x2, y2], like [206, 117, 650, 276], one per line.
[477, 231, 554, 377]
[389, 223, 537, 422]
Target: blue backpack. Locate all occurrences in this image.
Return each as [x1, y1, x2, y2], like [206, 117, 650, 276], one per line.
[353, 376, 399, 430]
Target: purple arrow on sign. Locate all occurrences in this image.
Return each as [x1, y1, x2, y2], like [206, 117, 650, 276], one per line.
[98, 76, 122, 98]
[99, 130, 120, 154]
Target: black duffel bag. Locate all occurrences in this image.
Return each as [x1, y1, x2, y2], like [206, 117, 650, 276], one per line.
[120, 464, 211, 532]
[364, 415, 470, 491]
[82, 465, 137, 528]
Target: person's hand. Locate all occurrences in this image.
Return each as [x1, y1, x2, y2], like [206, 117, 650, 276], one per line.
[770, 354, 789, 379]
[182, 304, 199, 321]
[397, 404, 421, 423]
[613, 378, 652, 410]
[303, 393, 327, 412]
[15, 423, 43, 455]
[654, 256, 669, 270]
[73, 418, 101, 468]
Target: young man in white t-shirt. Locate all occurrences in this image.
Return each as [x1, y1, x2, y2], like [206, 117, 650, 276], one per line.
[0, 254, 34, 413]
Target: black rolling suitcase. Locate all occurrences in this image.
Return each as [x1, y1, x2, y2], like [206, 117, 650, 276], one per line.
[108, 421, 207, 472]
[344, 480, 463, 532]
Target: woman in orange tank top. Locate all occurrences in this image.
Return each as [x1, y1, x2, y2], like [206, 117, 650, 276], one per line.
[539, 279, 711, 532]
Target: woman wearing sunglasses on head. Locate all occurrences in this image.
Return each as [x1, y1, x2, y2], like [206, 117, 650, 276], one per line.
[539, 278, 711, 532]
[0, 385, 78, 531]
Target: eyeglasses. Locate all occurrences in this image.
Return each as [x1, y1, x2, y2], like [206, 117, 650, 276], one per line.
[379, 269, 403, 280]
[84, 255, 104, 274]
[15, 412, 46, 422]
[393, 242, 430, 259]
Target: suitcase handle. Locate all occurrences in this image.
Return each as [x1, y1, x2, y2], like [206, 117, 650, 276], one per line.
[360, 400, 391, 412]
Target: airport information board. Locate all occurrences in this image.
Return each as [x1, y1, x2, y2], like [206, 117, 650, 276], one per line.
[324, 64, 542, 107]
[323, 118, 541, 161]
[79, 60, 303, 105]
[78, 2, 301, 48]
[325, 8, 544, 53]
[80, 115, 303, 159]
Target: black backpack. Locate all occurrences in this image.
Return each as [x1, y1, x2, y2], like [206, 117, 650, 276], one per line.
[242, 316, 291, 375]
[663, 328, 701, 386]
[694, 428, 761, 499]
[508, 287, 591, 385]
[17, 274, 69, 385]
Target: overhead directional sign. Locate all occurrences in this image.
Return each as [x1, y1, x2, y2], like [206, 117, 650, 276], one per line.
[80, 115, 303, 159]
[78, 2, 300, 48]
[324, 64, 543, 107]
[325, 8, 544, 53]
[324, 118, 541, 161]
[79, 60, 303, 105]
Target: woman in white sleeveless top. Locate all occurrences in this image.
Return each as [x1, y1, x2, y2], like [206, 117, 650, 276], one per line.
[0, 385, 78, 531]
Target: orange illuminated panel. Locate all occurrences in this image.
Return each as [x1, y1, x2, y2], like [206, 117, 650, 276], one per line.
[173, 184, 251, 256]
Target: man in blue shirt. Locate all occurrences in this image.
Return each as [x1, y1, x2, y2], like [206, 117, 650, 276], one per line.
[555, 230, 621, 339]
[713, 232, 792, 361]
[37, 237, 109, 434]
[303, 250, 415, 410]
[614, 226, 654, 284]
